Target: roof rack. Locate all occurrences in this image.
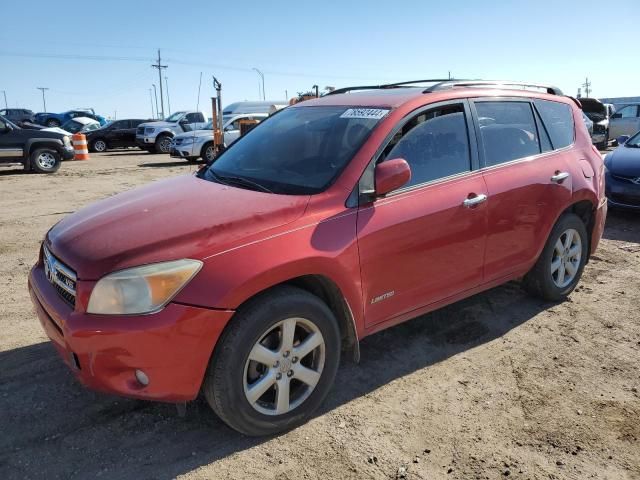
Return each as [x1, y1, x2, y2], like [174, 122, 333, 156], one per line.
[325, 79, 457, 96]
[424, 80, 563, 95]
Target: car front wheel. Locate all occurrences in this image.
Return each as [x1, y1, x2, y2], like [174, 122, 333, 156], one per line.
[203, 286, 341, 436]
[30, 148, 61, 174]
[154, 134, 172, 153]
[201, 142, 216, 163]
[91, 139, 107, 152]
[522, 212, 588, 301]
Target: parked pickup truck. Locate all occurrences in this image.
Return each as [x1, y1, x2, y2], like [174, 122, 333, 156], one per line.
[135, 111, 208, 153]
[170, 113, 268, 162]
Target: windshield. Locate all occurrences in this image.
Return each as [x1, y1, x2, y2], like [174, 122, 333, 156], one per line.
[165, 111, 186, 122]
[61, 120, 84, 133]
[625, 131, 640, 148]
[201, 106, 388, 195]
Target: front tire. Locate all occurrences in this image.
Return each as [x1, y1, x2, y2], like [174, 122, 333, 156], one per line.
[203, 286, 341, 436]
[30, 148, 61, 174]
[201, 142, 216, 163]
[522, 213, 588, 301]
[154, 134, 172, 154]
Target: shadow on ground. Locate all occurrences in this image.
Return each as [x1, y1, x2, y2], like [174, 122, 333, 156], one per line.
[0, 281, 555, 480]
[602, 208, 640, 243]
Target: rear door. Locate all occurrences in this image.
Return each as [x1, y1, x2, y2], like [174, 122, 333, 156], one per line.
[357, 100, 488, 328]
[109, 120, 129, 147]
[609, 105, 640, 138]
[471, 98, 573, 282]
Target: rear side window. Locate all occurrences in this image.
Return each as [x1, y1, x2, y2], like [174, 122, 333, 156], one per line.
[534, 99, 574, 149]
[475, 101, 540, 166]
[380, 103, 471, 188]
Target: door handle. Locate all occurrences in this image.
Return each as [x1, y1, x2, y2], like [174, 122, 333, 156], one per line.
[550, 171, 570, 183]
[463, 193, 488, 208]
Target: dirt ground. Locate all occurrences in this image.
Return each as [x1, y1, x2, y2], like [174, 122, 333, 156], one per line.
[0, 151, 638, 480]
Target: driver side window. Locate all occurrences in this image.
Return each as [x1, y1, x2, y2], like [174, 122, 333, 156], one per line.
[379, 103, 472, 189]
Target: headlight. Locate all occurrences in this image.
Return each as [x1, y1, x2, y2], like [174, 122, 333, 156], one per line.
[144, 127, 155, 135]
[181, 137, 194, 145]
[63, 136, 71, 147]
[87, 259, 202, 315]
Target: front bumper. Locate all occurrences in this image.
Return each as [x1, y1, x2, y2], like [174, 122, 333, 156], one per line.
[170, 142, 199, 159]
[135, 136, 156, 147]
[28, 262, 234, 402]
[605, 172, 640, 210]
[591, 133, 606, 144]
[62, 145, 75, 161]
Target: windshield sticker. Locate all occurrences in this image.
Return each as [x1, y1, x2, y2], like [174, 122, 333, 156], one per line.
[340, 108, 389, 120]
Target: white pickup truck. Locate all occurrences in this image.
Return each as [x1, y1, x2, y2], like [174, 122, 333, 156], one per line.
[170, 113, 268, 162]
[135, 111, 209, 153]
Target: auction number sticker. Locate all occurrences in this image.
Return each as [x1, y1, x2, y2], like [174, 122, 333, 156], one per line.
[340, 108, 389, 120]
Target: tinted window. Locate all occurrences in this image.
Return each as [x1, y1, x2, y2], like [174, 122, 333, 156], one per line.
[381, 104, 471, 188]
[110, 120, 126, 129]
[186, 112, 205, 123]
[617, 105, 638, 118]
[131, 120, 144, 127]
[534, 99, 574, 149]
[203, 106, 388, 194]
[476, 101, 540, 166]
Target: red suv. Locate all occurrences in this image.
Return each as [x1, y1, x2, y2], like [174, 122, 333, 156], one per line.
[29, 80, 607, 436]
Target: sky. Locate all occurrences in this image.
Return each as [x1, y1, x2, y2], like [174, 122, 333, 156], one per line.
[1, 0, 638, 119]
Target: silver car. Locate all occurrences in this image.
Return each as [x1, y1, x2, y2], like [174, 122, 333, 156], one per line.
[609, 104, 640, 140]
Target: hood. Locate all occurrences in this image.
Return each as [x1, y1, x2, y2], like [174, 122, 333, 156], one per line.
[46, 175, 310, 280]
[42, 127, 71, 135]
[139, 121, 175, 129]
[580, 98, 607, 122]
[174, 129, 212, 140]
[605, 145, 640, 177]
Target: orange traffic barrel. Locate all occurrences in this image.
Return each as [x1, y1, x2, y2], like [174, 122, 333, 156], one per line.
[72, 133, 90, 160]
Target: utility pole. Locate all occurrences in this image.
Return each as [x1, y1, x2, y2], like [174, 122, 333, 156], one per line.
[164, 76, 171, 115]
[252, 67, 265, 100]
[152, 84, 159, 119]
[151, 49, 167, 119]
[285, 89, 288, 100]
[37, 87, 49, 112]
[448, 71, 451, 80]
[582, 77, 591, 98]
[1, 90, 7, 109]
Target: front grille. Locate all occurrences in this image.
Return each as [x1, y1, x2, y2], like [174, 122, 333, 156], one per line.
[43, 245, 77, 308]
[593, 123, 606, 134]
[137, 126, 145, 136]
[610, 193, 640, 206]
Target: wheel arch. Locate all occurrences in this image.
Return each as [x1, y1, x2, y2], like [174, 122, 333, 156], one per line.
[561, 198, 597, 261]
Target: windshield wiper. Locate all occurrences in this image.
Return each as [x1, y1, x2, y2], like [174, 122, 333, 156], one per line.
[215, 174, 273, 193]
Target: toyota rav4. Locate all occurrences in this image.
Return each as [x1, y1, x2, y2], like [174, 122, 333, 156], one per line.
[28, 80, 607, 436]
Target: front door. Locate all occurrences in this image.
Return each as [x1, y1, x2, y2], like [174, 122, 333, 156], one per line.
[357, 101, 488, 328]
[0, 118, 24, 162]
[472, 98, 573, 282]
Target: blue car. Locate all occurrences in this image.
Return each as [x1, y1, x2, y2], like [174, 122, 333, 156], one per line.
[34, 109, 107, 128]
[604, 132, 640, 210]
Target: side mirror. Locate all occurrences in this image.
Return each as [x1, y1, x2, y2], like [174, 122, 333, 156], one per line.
[375, 158, 411, 196]
[617, 135, 630, 145]
[612, 113, 622, 119]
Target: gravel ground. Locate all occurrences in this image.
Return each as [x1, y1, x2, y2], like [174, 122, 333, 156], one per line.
[0, 151, 638, 480]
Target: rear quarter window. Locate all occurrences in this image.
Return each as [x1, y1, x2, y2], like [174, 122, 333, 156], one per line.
[533, 99, 574, 149]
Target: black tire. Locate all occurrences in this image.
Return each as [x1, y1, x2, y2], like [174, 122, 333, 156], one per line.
[203, 286, 341, 436]
[154, 134, 172, 154]
[522, 213, 588, 301]
[45, 119, 60, 128]
[90, 138, 108, 153]
[30, 148, 61, 174]
[201, 142, 216, 163]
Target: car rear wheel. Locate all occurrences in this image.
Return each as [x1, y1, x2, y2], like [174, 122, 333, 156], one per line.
[154, 134, 172, 154]
[203, 286, 341, 436]
[522, 213, 588, 301]
[30, 148, 61, 174]
[45, 119, 60, 128]
[91, 139, 107, 152]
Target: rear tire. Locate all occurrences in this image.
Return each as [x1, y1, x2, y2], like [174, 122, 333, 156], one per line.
[91, 139, 107, 153]
[522, 213, 588, 301]
[30, 148, 61, 174]
[203, 286, 341, 436]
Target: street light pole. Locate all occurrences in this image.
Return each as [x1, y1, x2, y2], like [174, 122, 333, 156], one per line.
[1, 90, 7, 109]
[165, 76, 171, 115]
[149, 88, 155, 119]
[37, 87, 49, 112]
[152, 84, 159, 119]
[252, 68, 265, 100]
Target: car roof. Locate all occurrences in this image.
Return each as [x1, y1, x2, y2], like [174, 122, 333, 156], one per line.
[295, 86, 575, 110]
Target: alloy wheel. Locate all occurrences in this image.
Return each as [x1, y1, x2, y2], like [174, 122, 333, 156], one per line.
[37, 152, 57, 170]
[243, 317, 325, 416]
[94, 140, 106, 152]
[551, 228, 582, 288]
[205, 145, 216, 162]
[158, 137, 171, 153]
